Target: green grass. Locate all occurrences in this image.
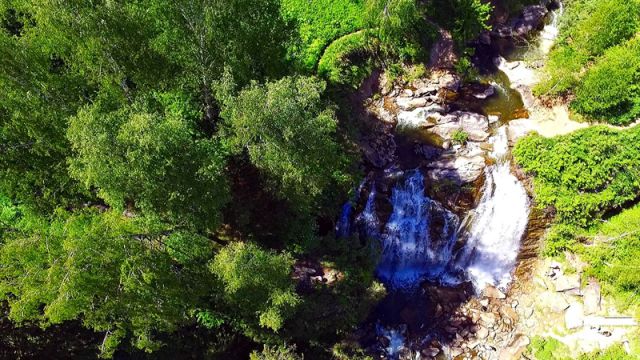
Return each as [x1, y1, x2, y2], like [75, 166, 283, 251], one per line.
[578, 204, 640, 314]
[527, 336, 638, 360]
[281, 0, 366, 71]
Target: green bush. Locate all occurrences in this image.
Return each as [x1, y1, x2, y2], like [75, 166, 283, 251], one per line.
[317, 31, 372, 87]
[513, 126, 640, 227]
[569, 0, 640, 58]
[579, 204, 640, 312]
[572, 38, 640, 125]
[536, 0, 640, 123]
[527, 336, 571, 360]
[452, 129, 469, 144]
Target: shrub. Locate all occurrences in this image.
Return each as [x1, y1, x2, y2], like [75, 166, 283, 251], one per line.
[570, 0, 640, 58]
[282, 0, 365, 71]
[317, 31, 372, 87]
[513, 126, 640, 227]
[452, 129, 469, 144]
[572, 38, 640, 125]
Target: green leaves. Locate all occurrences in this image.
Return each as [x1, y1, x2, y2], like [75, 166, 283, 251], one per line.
[223, 76, 352, 214]
[0, 209, 217, 357]
[210, 242, 299, 333]
[514, 126, 640, 227]
[67, 92, 230, 231]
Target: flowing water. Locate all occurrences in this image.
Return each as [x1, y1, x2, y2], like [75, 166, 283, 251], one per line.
[448, 127, 530, 291]
[375, 171, 460, 290]
[336, 4, 563, 357]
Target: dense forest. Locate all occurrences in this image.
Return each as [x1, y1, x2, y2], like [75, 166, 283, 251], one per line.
[1, 0, 639, 359]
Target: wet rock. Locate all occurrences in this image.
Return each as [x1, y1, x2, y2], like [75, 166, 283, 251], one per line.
[396, 96, 429, 111]
[427, 153, 486, 184]
[513, 5, 549, 38]
[488, 114, 500, 124]
[473, 85, 496, 100]
[396, 105, 446, 129]
[429, 111, 490, 143]
[415, 84, 440, 96]
[498, 334, 530, 360]
[565, 302, 584, 329]
[483, 286, 506, 299]
[422, 348, 440, 358]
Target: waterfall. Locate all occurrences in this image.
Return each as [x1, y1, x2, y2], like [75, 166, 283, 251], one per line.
[336, 179, 368, 238]
[452, 127, 530, 291]
[375, 171, 459, 290]
[539, 2, 564, 54]
[376, 324, 407, 359]
[357, 181, 380, 239]
[351, 127, 529, 293]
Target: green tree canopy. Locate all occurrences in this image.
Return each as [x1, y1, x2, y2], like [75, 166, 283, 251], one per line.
[222, 76, 353, 214]
[211, 242, 300, 336]
[0, 209, 216, 357]
[67, 91, 229, 231]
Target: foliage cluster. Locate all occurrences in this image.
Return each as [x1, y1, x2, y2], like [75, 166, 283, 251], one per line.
[535, 0, 640, 125]
[527, 336, 637, 360]
[281, 0, 365, 71]
[513, 126, 640, 228]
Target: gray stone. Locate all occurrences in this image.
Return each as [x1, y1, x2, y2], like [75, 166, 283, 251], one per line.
[554, 273, 581, 292]
[473, 85, 496, 99]
[514, 5, 549, 37]
[427, 153, 486, 184]
[565, 302, 584, 330]
[396, 96, 429, 111]
[583, 280, 601, 315]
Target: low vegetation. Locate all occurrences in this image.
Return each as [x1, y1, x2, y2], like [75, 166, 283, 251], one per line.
[535, 0, 640, 125]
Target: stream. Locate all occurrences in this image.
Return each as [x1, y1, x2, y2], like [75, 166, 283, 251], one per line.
[336, 2, 563, 358]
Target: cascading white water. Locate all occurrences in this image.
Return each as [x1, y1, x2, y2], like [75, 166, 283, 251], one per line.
[452, 127, 530, 291]
[376, 324, 407, 359]
[375, 171, 459, 290]
[539, 2, 564, 54]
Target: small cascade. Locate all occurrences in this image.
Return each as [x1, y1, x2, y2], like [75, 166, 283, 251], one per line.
[336, 179, 368, 238]
[375, 171, 460, 290]
[451, 127, 530, 291]
[539, 2, 564, 54]
[356, 181, 380, 239]
[376, 324, 407, 359]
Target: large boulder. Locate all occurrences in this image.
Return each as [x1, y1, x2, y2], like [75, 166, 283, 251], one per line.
[513, 5, 549, 38]
[429, 111, 490, 143]
[396, 104, 447, 130]
[427, 152, 486, 185]
[396, 96, 430, 111]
